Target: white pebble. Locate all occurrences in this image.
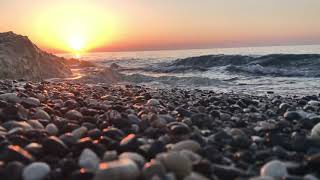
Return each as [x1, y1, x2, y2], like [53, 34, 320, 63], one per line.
[311, 122, 320, 140]
[260, 160, 288, 178]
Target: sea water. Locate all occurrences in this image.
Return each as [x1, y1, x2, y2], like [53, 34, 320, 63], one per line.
[59, 44, 320, 96]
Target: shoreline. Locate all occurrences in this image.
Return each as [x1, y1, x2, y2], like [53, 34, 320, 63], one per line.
[0, 80, 320, 179]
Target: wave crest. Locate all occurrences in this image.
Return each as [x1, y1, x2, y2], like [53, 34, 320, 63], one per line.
[142, 54, 320, 77]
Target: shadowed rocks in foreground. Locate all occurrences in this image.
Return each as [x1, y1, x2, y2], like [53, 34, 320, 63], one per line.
[0, 31, 72, 80]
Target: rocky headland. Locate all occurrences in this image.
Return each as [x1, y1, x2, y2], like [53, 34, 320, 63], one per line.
[0, 32, 72, 80]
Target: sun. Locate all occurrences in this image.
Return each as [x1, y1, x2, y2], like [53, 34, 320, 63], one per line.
[69, 35, 85, 51]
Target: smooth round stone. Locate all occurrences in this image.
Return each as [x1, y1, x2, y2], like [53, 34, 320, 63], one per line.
[156, 151, 192, 179]
[220, 113, 231, 121]
[258, 121, 276, 131]
[142, 160, 166, 180]
[34, 109, 50, 120]
[304, 174, 319, 180]
[27, 120, 44, 129]
[2, 121, 33, 131]
[175, 107, 192, 117]
[25, 143, 43, 155]
[72, 126, 88, 140]
[284, 111, 303, 121]
[119, 152, 146, 168]
[308, 100, 320, 106]
[127, 114, 142, 125]
[120, 134, 139, 151]
[183, 172, 210, 180]
[180, 150, 202, 164]
[147, 99, 160, 106]
[93, 159, 140, 180]
[158, 114, 175, 124]
[170, 140, 201, 152]
[5, 145, 35, 163]
[59, 133, 77, 146]
[103, 151, 118, 162]
[88, 128, 102, 139]
[279, 103, 290, 111]
[22, 162, 51, 180]
[4, 161, 24, 180]
[260, 160, 288, 178]
[168, 122, 191, 135]
[22, 97, 40, 107]
[78, 148, 100, 171]
[211, 164, 247, 179]
[190, 113, 212, 127]
[43, 136, 69, 156]
[0, 93, 21, 103]
[311, 122, 320, 140]
[64, 99, 78, 108]
[151, 118, 167, 128]
[45, 123, 59, 136]
[65, 110, 83, 120]
[9, 127, 25, 135]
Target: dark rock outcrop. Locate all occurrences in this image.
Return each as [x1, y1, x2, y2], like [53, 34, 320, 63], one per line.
[0, 31, 72, 80]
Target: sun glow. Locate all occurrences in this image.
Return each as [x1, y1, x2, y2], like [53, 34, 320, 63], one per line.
[69, 35, 85, 51]
[28, 2, 119, 53]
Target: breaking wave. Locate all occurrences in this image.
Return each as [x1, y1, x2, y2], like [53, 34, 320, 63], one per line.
[141, 54, 320, 77]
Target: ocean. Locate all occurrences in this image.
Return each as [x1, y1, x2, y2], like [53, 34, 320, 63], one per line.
[59, 44, 320, 96]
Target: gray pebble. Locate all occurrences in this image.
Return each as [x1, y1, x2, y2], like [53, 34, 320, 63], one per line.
[22, 162, 51, 180]
[78, 148, 100, 171]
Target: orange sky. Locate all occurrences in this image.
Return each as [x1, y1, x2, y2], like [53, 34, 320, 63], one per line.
[1, 0, 320, 53]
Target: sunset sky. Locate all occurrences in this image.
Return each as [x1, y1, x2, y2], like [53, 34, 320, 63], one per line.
[1, 0, 320, 53]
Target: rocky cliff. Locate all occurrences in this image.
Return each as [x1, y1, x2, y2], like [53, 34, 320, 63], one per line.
[0, 32, 72, 80]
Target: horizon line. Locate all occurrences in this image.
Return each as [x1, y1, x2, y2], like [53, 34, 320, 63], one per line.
[52, 42, 320, 54]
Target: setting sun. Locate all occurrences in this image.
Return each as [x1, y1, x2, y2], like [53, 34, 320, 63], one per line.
[69, 35, 85, 51]
[18, 1, 119, 53]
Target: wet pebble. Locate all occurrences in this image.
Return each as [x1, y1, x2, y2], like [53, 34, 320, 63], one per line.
[156, 151, 192, 179]
[142, 160, 166, 180]
[22, 97, 40, 107]
[170, 140, 201, 152]
[311, 122, 320, 140]
[260, 160, 288, 178]
[22, 162, 51, 180]
[93, 159, 140, 180]
[65, 110, 83, 120]
[2, 145, 34, 163]
[147, 99, 160, 106]
[119, 152, 146, 168]
[284, 111, 303, 121]
[33, 109, 50, 120]
[45, 123, 59, 136]
[43, 136, 69, 156]
[0, 93, 21, 103]
[78, 148, 100, 171]
[3, 161, 24, 180]
[72, 126, 88, 140]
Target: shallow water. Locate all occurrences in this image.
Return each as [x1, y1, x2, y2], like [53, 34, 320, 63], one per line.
[59, 44, 320, 96]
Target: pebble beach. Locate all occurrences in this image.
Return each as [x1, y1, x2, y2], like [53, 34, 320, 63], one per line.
[0, 80, 320, 180]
